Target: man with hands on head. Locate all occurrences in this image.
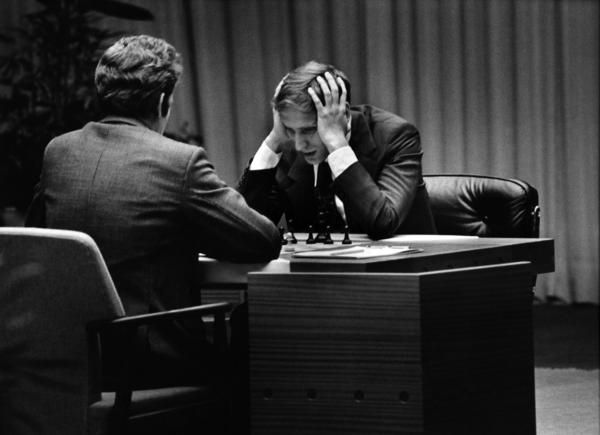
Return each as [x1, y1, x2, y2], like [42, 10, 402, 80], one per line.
[238, 60, 436, 240]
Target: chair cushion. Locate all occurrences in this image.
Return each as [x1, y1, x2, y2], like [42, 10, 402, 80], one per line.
[424, 175, 539, 237]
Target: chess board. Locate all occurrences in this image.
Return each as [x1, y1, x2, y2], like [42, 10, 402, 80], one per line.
[278, 232, 371, 259]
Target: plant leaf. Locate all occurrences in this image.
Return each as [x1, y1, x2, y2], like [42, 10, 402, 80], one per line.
[0, 33, 16, 44]
[89, 1, 154, 20]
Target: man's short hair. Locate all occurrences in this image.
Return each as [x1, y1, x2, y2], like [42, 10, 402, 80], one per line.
[95, 35, 183, 120]
[272, 60, 351, 114]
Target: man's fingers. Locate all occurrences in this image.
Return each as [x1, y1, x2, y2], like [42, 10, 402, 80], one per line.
[307, 87, 324, 111]
[310, 73, 345, 112]
[324, 72, 339, 103]
[316, 76, 332, 104]
[337, 77, 347, 106]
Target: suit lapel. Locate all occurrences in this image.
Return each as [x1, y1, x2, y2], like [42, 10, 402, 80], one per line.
[282, 153, 315, 226]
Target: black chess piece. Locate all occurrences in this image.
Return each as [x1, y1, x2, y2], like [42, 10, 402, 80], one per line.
[315, 231, 327, 243]
[279, 227, 288, 245]
[287, 218, 298, 244]
[306, 225, 316, 244]
[314, 163, 343, 240]
[324, 225, 334, 244]
[342, 225, 352, 244]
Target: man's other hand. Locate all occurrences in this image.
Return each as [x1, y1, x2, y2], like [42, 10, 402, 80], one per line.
[308, 71, 349, 153]
[264, 108, 291, 154]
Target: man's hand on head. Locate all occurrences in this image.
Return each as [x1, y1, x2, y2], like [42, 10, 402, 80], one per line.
[308, 71, 349, 153]
[264, 108, 291, 154]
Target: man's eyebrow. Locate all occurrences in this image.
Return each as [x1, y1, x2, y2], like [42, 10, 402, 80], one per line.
[280, 122, 317, 131]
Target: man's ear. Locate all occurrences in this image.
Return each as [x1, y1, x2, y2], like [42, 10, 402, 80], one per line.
[158, 92, 170, 118]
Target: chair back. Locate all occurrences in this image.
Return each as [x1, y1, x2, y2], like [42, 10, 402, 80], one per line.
[424, 175, 540, 237]
[0, 227, 125, 435]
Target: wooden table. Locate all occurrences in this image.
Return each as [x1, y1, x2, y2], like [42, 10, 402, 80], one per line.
[198, 235, 554, 434]
[197, 234, 554, 287]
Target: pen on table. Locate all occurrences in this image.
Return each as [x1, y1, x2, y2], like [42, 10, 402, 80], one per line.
[335, 247, 364, 255]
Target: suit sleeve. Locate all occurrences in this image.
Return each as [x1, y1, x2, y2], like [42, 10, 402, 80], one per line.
[182, 148, 281, 263]
[334, 123, 422, 239]
[235, 165, 286, 225]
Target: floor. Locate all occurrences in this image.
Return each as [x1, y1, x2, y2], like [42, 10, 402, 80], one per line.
[533, 303, 599, 369]
[533, 303, 599, 435]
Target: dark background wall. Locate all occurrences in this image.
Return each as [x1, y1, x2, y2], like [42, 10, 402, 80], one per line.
[1, 0, 597, 303]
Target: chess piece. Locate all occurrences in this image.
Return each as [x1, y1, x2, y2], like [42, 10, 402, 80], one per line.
[342, 225, 352, 244]
[314, 163, 343, 238]
[315, 231, 328, 243]
[324, 225, 334, 244]
[306, 225, 316, 244]
[279, 227, 288, 245]
[287, 218, 298, 244]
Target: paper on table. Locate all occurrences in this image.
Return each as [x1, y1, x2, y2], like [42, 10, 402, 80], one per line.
[293, 245, 418, 259]
[381, 234, 478, 243]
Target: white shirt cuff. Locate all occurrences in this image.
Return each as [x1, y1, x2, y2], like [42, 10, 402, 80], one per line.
[249, 142, 282, 170]
[327, 146, 358, 178]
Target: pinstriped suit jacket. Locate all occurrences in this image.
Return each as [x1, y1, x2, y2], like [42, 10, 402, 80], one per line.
[26, 117, 280, 384]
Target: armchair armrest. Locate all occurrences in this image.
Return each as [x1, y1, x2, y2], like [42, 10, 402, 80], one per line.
[87, 301, 233, 433]
[90, 301, 231, 349]
[91, 301, 231, 329]
[94, 301, 231, 329]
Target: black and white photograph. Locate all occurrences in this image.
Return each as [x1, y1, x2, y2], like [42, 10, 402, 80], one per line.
[0, 1, 597, 434]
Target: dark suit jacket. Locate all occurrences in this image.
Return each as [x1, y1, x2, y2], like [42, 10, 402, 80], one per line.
[237, 105, 436, 239]
[26, 117, 281, 386]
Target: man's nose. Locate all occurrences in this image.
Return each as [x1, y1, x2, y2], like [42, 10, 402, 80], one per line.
[294, 133, 309, 151]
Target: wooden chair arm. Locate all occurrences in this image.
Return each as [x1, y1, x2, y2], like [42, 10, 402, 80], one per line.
[87, 301, 233, 434]
[90, 301, 232, 330]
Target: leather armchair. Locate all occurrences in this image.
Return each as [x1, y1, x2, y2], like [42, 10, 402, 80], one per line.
[0, 227, 232, 435]
[424, 174, 540, 237]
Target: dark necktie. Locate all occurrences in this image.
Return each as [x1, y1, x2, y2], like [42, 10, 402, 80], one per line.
[314, 163, 342, 233]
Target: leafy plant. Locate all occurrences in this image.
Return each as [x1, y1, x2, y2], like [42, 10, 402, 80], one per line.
[0, 0, 153, 210]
